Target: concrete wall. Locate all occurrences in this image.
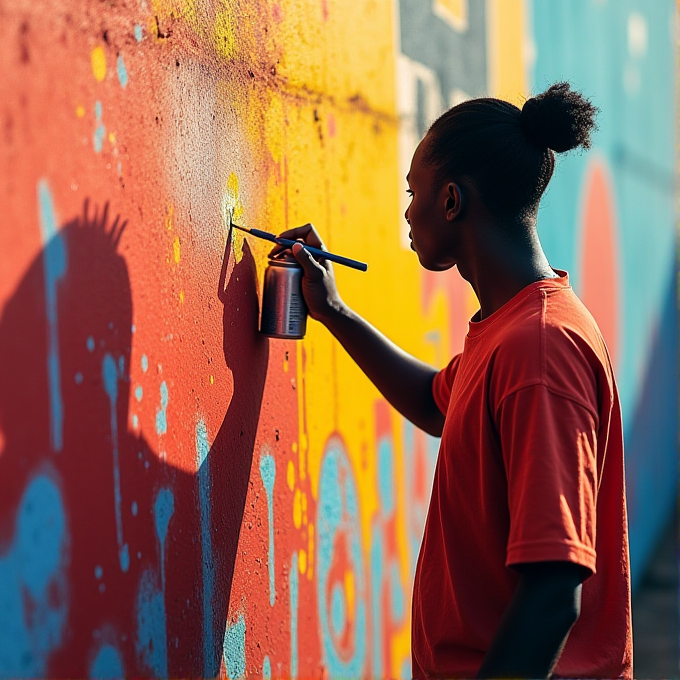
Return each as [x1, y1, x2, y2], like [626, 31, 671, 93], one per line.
[0, 0, 675, 677]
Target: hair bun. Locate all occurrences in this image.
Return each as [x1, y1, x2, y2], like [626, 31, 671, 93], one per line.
[520, 82, 599, 153]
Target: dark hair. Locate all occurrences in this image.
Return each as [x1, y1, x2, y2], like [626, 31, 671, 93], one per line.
[423, 82, 599, 221]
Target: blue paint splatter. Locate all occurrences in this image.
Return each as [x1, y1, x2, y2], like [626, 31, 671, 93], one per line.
[223, 614, 246, 680]
[90, 644, 124, 679]
[135, 568, 167, 679]
[0, 473, 68, 676]
[141, 354, 148, 372]
[154, 487, 174, 590]
[117, 54, 128, 88]
[262, 655, 271, 680]
[317, 440, 367, 678]
[259, 452, 276, 606]
[196, 419, 215, 677]
[95, 565, 103, 580]
[37, 181, 66, 453]
[93, 101, 106, 153]
[103, 353, 128, 572]
[331, 584, 345, 638]
[118, 356, 124, 374]
[75, 372, 83, 384]
[87, 336, 95, 352]
[132, 414, 139, 429]
[134, 24, 143, 41]
[290, 551, 298, 679]
[370, 527, 384, 680]
[155, 381, 168, 435]
[131, 501, 138, 517]
[135, 386, 143, 402]
[377, 436, 395, 514]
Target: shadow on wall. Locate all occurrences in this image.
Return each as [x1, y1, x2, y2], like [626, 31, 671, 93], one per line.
[0, 196, 268, 677]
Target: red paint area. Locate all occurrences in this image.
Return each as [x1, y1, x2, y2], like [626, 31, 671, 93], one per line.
[579, 158, 620, 367]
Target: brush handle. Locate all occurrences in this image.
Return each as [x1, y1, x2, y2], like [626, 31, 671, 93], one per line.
[248, 228, 368, 272]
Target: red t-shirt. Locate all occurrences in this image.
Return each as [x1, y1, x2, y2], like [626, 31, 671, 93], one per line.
[411, 271, 632, 679]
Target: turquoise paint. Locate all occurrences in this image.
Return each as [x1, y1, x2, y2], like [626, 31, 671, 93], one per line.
[75, 372, 83, 384]
[94, 565, 103, 579]
[330, 584, 345, 638]
[131, 501, 138, 517]
[262, 655, 271, 680]
[134, 24, 143, 41]
[195, 419, 216, 677]
[93, 101, 105, 153]
[116, 54, 128, 88]
[155, 381, 168, 435]
[102, 353, 129, 572]
[118, 356, 124, 374]
[377, 436, 394, 515]
[290, 552, 298, 679]
[370, 528, 384, 680]
[89, 644, 124, 679]
[259, 452, 276, 606]
[37, 180, 66, 453]
[154, 487, 174, 590]
[316, 440, 367, 679]
[141, 354, 148, 372]
[0, 473, 68, 676]
[87, 336, 95, 352]
[135, 386, 143, 402]
[223, 614, 246, 680]
[135, 568, 167, 679]
[132, 414, 138, 429]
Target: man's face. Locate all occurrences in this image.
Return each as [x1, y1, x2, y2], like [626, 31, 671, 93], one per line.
[405, 138, 458, 272]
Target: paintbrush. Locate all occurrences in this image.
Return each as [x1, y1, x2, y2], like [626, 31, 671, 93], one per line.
[232, 224, 368, 272]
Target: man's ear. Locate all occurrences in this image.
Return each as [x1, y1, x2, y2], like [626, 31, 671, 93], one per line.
[445, 182, 464, 221]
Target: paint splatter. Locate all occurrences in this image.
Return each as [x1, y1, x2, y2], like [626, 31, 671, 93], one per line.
[131, 501, 138, 516]
[155, 381, 168, 435]
[370, 528, 384, 679]
[95, 565, 103, 579]
[90, 643, 124, 679]
[223, 614, 246, 680]
[196, 419, 216, 677]
[134, 24, 143, 41]
[290, 552, 298, 679]
[378, 436, 395, 514]
[135, 386, 143, 402]
[0, 473, 68, 676]
[316, 439, 367, 678]
[38, 180, 66, 453]
[91, 46, 107, 81]
[172, 236, 180, 264]
[141, 354, 148, 372]
[75, 372, 83, 384]
[103, 353, 129, 572]
[117, 54, 128, 88]
[87, 336, 95, 352]
[262, 655, 271, 680]
[135, 568, 167, 679]
[259, 451, 276, 606]
[154, 487, 174, 590]
[93, 101, 106, 153]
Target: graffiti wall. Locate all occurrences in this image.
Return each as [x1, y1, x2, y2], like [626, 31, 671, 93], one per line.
[0, 0, 675, 677]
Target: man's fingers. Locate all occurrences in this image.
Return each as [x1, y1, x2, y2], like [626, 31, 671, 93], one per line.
[291, 243, 326, 279]
[276, 223, 325, 248]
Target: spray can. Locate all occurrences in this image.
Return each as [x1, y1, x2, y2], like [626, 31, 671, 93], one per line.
[260, 255, 308, 339]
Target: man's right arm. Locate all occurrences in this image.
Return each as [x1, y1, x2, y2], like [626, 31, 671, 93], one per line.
[271, 225, 445, 437]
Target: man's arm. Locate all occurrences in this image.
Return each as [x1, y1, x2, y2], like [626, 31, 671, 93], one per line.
[476, 561, 591, 679]
[272, 225, 445, 437]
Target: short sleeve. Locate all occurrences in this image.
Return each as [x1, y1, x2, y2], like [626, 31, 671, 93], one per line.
[498, 384, 598, 574]
[432, 354, 462, 415]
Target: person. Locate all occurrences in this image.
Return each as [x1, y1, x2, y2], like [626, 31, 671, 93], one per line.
[270, 82, 632, 679]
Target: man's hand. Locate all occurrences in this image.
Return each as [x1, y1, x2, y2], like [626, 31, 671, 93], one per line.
[269, 224, 345, 323]
[476, 561, 591, 679]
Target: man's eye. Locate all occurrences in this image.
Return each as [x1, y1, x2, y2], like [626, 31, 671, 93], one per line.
[406, 189, 414, 197]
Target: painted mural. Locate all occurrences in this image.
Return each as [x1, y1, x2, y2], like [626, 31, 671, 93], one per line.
[0, 0, 676, 677]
